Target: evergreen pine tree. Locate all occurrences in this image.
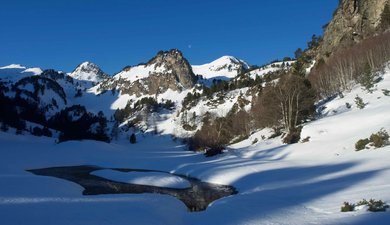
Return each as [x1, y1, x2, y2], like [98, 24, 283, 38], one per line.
[96, 111, 109, 142]
[130, 133, 136, 144]
[111, 121, 119, 141]
[0, 122, 9, 132]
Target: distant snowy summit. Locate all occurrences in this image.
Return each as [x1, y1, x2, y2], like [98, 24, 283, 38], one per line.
[1, 52, 251, 84]
[69, 62, 109, 82]
[114, 49, 195, 88]
[0, 64, 42, 81]
[192, 56, 250, 80]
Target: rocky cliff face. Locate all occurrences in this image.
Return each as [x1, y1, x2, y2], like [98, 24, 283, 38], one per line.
[147, 49, 196, 89]
[318, 0, 389, 59]
[98, 49, 196, 96]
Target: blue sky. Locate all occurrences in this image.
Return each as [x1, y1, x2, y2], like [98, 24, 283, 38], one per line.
[0, 0, 339, 74]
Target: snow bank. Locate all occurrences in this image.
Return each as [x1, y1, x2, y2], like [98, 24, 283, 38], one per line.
[114, 63, 169, 83]
[91, 169, 191, 189]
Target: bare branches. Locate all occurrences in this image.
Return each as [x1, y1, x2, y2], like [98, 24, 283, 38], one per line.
[310, 32, 390, 97]
[252, 74, 315, 132]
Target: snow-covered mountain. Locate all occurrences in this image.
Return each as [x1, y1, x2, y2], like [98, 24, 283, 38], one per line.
[192, 56, 250, 80]
[1, 61, 390, 225]
[69, 62, 109, 82]
[95, 49, 196, 96]
[0, 64, 42, 81]
[3, 1, 390, 223]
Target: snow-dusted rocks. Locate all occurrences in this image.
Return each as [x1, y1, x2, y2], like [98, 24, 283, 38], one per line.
[91, 169, 191, 189]
[69, 62, 109, 82]
[97, 49, 196, 96]
[246, 60, 294, 79]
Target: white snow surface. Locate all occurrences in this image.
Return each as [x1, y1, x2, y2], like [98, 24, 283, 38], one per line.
[0, 64, 26, 69]
[0, 64, 42, 81]
[192, 56, 249, 80]
[1, 66, 390, 225]
[69, 61, 107, 82]
[92, 169, 191, 188]
[114, 63, 170, 83]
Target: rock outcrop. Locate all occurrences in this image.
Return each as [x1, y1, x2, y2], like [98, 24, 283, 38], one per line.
[147, 49, 196, 89]
[98, 49, 196, 96]
[318, 0, 389, 59]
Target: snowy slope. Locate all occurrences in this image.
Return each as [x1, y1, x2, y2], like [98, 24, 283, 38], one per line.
[192, 56, 250, 80]
[91, 169, 191, 188]
[1, 64, 390, 225]
[0, 64, 42, 81]
[113, 63, 170, 83]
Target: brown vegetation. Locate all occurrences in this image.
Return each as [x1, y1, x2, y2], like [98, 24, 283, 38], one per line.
[189, 110, 252, 153]
[309, 32, 390, 97]
[252, 74, 315, 137]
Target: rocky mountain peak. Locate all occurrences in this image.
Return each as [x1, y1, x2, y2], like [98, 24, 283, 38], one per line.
[146, 49, 196, 89]
[70, 62, 109, 82]
[318, 0, 389, 59]
[150, 49, 184, 62]
[98, 49, 196, 96]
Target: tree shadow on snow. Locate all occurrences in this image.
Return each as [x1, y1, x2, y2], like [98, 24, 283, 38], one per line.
[188, 161, 382, 225]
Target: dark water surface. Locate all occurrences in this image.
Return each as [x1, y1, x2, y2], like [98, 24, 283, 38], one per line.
[27, 165, 237, 212]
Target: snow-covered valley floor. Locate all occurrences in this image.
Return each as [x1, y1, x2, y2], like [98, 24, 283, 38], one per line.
[1, 71, 390, 224]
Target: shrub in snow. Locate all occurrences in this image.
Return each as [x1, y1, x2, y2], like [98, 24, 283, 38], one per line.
[268, 128, 282, 139]
[356, 199, 389, 212]
[16, 127, 23, 135]
[342, 199, 389, 212]
[356, 199, 369, 207]
[182, 124, 196, 131]
[382, 89, 390, 96]
[355, 96, 366, 109]
[355, 129, 390, 151]
[345, 102, 351, 109]
[130, 133, 136, 144]
[252, 138, 258, 145]
[204, 147, 223, 157]
[301, 136, 310, 143]
[0, 123, 9, 132]
[367, 199, 389, 212]
[42, 127, 52, 137]
[31, 126, 52, 137]
[75, 89, 83, 97]
[355, 138, 370, 151]
[32, 127, 43, 137]
[369, 129, 390, 148]
[283, 127, 302, 144]
[341, 202, 355, 212]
